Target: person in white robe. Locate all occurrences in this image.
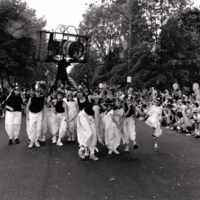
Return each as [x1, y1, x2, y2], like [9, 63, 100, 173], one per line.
[145, 100, 163, 152]
[104, 102, 123, 155]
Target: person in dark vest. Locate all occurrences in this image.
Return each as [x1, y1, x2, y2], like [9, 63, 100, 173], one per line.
[51, 90, 68, 146]
[77, 102, 108, 161]
[26, 87, 45, 148]
[77, 84, 106, 112]
[122, 95, 138, 152]
[76, 86, 106, 157]
[4, 84, 24, 145]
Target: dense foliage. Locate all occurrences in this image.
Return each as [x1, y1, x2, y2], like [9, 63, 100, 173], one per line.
[69, 0, 200, 91]
[0, 0, 56, 88]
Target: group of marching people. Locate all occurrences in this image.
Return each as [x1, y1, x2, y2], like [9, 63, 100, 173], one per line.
[3, 82, 162, 161]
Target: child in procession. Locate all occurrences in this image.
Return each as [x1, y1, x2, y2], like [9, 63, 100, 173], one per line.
[64, 92, 78, 141]
[122, 95, 138, 152]
[145, 100, 162, 152]
[51, 90, 68, 146]
[26, 87, 45, 148]
[104, 99, 123, 155]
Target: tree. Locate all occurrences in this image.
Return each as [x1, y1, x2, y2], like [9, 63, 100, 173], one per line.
[80, 0, 198, 91]
[131, 6, 200, 90]
[79, 3, 124, 85]
[0, 0, 47, 88]
[130, 0, 197, 90]
[69, 47, 99, 89]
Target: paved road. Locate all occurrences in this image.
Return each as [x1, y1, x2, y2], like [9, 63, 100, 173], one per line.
[0, 116, 200, 200]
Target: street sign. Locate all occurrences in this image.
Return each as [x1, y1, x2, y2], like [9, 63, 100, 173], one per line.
[127, 76, 131, 83]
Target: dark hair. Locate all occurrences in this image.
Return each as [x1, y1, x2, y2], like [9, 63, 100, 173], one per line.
[177, 112, 183, 118]
[50, 86, 57, 94]
[142, 104, 147, 108]
[57, 91, 64, 96]
[193, 103, 199, 108]
[77, 90, 85, 96]
[168, 99, 173, 104]
[113, 105, 121, 110]
[105, 98, 113, 104]
[182, 101, 186, 105]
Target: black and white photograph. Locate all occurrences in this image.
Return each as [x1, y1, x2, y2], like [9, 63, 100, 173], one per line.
[0, 0, 200, 199]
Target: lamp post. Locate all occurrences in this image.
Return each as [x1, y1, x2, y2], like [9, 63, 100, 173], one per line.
[103, 0, 137, 87]
[127, 0, 132, 87]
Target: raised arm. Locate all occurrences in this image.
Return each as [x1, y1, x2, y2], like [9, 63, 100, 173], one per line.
[123, 104, 131, 118]
[46, 95, 51, 108]
[88, 83, 107, 103]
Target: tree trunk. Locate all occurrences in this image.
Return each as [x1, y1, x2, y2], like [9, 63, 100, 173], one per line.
[6, 74, 14, 88]
[1, 78, 3, 89]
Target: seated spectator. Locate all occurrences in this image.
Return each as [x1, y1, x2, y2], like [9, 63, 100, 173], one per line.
[172, 112, 193, 133]
[190, 103, 200, 138]
[162, 104, 175, 129]
[181, 101, 187, 116]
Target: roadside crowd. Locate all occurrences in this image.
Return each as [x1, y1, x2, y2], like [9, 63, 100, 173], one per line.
[135, 87, 200, 138]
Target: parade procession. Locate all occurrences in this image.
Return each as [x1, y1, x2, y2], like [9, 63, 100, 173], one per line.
[3, 80, 200, 160]
[1, 0, 200, 199]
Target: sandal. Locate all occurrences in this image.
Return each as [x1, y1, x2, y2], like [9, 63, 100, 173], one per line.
[154, 147, 158, 152]
[151, 133, 156, 137]
[154, 144, 158, 152]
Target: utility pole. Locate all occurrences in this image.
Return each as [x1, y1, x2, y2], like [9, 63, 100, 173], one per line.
[127, 0, 132, 88]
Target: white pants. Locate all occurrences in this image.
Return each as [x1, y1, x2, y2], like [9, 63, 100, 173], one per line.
[99, 113, 105, 140]
[41, 106, 47, 136]
[67, 117, 77, 139]
[77, 110, 97, 155]
[28, 111, 42, 142]
[5, 111, 21, 139]
[26, 119, 29, 135]
[46, 107, 53, 134]
[51, 112, 67, 139]
[122, 117, 136, 145]
[105, 123, 121, 150]
[68, 117, 76, 132]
